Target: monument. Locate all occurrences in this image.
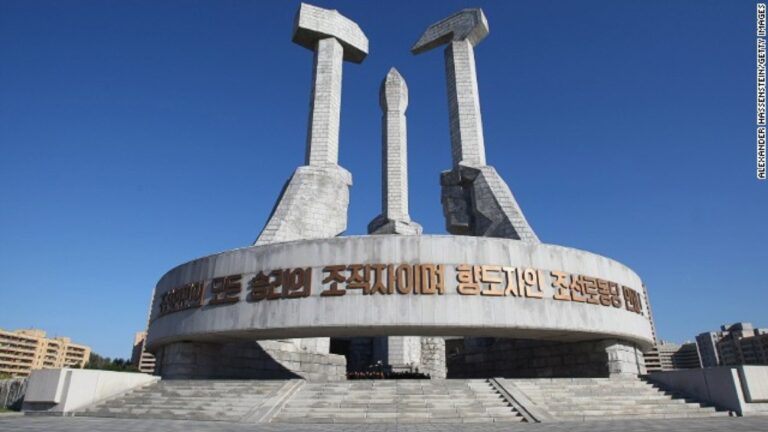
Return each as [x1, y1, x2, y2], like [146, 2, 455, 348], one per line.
[146, 3, 653, 380]
[255, 2, 366, 246]
[412, 9, 538, 243]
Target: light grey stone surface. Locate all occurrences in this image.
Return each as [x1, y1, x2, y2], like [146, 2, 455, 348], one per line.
[304, 37, 345, 167]
[738, 366, 768, 402]
[6, 415, 768, 431]
[646, 366, 768, 416]
[154, 341, 345, 381]
[255, 166, 352, 246]
[78, 380, 290, 423]
[252, 4, 369, 361]
[251, 166, 351, 366]
[442, 38, 485, 168]
[23, 369, 158, 415]
[76, 379, 523, 424]
[243, 380, 305, 423]
[448, 339, 645, 379]
[292, 3, 367, 166]
[489, 378, 551, 423]
[271, 379, 522, 423]
[292, 3, 368, 64]
[412, 9, 539, 243]
[30, 376, 733, 424]
[412, 8, 490, 64]
[419, 337, 447, 379]
[147, 235, 654, 352]
[603, 339, 647, 376]
[368, 68, 422, 236]
[22, 370, 66, 404]
[503, 377, 727, 422]
[365, 68, 424, 374]
[413, 9, 489, 167]
[255, 3, 369, 246]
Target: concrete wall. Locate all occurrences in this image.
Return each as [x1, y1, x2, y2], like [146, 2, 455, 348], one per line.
[448, 338, 646, 378]
[738, 366, 768, 402]
[155, 340, 346, 381]
[23, 369, 158, 414]
[646, 366, 768, 415]
[420, 337, 447, 378]
[148, 236, 654, 351]
[0, 378, 26, 410]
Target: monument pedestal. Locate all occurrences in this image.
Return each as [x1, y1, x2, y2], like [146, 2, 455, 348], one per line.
[144, 4, 655, 385]
[147, 235, 653, 381]
[447, 338, 647, 378]
[155, 340, 346, 381]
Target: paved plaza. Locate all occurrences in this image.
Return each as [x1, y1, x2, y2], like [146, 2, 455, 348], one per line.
[2, 416, 768, 432]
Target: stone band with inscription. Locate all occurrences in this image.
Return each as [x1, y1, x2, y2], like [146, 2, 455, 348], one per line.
[146, 235, 654, 351]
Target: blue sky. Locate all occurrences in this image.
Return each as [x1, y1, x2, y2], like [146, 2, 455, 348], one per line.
[0, 0, 763, 359]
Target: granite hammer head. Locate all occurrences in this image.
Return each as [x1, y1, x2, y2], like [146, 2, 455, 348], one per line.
[411, 8, 489, 55]
[292, 3, 369, 63]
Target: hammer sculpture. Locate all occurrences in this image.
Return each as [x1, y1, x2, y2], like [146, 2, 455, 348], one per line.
[254, 3, 368, 246]
[412, 9, 539, 243]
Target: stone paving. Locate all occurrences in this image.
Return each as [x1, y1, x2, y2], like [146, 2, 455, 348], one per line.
[2, 416, 768, 432]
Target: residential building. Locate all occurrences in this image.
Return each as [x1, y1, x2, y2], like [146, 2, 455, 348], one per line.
[644, 341, 701, 373]
[696, 331, 721, 367]
[0, 328, 91, 377]
[673, 342, 702, 369]
[642, 284, 658, 343]
[131, 331, 156, 374]
[695, 322, 768, 367]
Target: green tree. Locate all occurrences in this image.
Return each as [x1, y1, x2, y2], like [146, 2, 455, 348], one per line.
[84, 353, 138, 372]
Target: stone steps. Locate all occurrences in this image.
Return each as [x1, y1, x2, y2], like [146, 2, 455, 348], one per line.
[75, 377, 729, 423]
[270, 379, 524, 423]
[77, 379, 523, 424]
[506, 377, 728, 421]
[77, 380, 287, 422]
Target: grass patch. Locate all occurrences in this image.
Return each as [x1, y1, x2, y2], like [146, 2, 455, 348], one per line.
[0, 407, 19, 413]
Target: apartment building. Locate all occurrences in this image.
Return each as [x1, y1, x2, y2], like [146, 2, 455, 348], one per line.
[644, 341, 701, 373]
[0, 328, 91, 377]
[131, 331, 156, 374]
[696, 322, 768, 367]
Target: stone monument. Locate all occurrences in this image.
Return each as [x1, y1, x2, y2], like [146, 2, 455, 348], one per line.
[355, 68, 444, 378]
[412, 9, 539, 242]
[255, 3, 368, 246]
[368, 68, 422, 236]
[254, 3, 369, 363]
[146, 3, 654, 381]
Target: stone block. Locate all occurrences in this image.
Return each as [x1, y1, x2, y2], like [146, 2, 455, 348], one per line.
[254, 166, 352, 245]
[292, 3, 368, 63]
[441, 165, 539, 242]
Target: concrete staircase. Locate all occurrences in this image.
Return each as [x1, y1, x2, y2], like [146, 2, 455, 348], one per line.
[75, 377, 731, 423]
[272, 379, 524, 423]
[506, 377, 728, 421]
[78, 380, 289, 422]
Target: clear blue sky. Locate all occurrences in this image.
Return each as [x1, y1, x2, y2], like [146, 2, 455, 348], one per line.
[0, 0, 763, 359]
